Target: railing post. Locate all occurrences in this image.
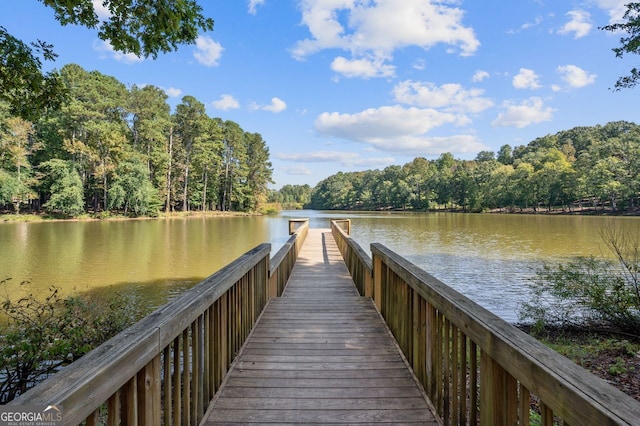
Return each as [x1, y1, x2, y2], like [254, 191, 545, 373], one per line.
[288, 218, 308, 235]
[372, 249, 382, 311]
[479, 346, 519, 426]
[364, 268, 373, 298]
[137, 355, 161, 425]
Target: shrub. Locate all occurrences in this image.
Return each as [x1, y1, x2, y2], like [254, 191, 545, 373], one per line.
[0, 281, 141, 403]
[519, 225, 640, 333]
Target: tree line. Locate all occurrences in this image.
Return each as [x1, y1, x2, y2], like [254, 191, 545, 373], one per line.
[0, 64, 273, 217]
[306, 121, 640, 213]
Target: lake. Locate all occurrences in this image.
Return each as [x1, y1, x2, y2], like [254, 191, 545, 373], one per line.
[1, 211, 638, 322]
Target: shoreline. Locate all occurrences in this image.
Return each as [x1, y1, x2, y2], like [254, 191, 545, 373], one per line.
[0, 210, 262, 223]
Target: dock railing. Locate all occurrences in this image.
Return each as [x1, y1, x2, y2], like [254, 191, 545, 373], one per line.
[10, 219, 309, 425]
[331, 219, 372, 298]
[330, 219, 640, 426]
[270, 218, 309, 298]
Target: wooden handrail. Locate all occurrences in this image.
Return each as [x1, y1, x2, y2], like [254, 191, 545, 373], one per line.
[269, 219, 309, 297]
[10, 243, 271, 424]
[371, 242, 640, 425]
[331, 220, 372, 297]
[288, 218, 309, 235]
[10, 219, 310, 425]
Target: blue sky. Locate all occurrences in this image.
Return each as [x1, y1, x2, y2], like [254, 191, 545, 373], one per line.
[2, 1, 638, 188]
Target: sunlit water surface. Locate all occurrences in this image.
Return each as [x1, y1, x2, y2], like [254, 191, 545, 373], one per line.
[2, 211, 638, 322]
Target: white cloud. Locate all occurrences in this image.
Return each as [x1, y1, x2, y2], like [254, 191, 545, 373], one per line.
[392, 80, 494, 114]
[492, 97, 554, 128]
[472, 70, 490, 82]
[519, 16, 544, 31]
[513, 68, 542, 89]
[164, 87, 182, 98]
[557, 65, 596, 88]
[248, 0, 265, 15]
[194, 36, 223, 66]
[93, 40, 143, 63]
[277, 151, 394, 167]
[252, 97, 287, 113]
[212, 94, 240, 110]
[282, 165, 313, 175]
[92, 0, 111, 20]
[413, 59, 426, 71]
[264, 97, 287, 113]
[331, 56, 395, 79]
[314, 105, 486, 155]
[558, 10, 592, 39]
[292, 0, 479, 78]
[278, 151, 357, 162]
[594, 0, 628, 24]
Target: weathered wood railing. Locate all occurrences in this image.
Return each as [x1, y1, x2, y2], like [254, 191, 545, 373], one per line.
[10, 219, 309, 425]
[269, 218, 308, 297]
[331, 219, 372, 297]
[330, 220, 640, 425]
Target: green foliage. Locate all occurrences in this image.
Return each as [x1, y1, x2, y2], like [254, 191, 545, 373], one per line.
[519, 225, 640, 333]
[0, 26, 66, 121]
[269, 184, 313, 206]
[0, 1, 213, 119]
[0, 168, 18, 206]
[601, 3, 640, 90]
[40, 159, 84, 217]
[309, 121, 640, 213]
[42, 0, 214, 58]
[0, 63, 272, 217]
[0, 280, 141, 402]
[108, 157, 160, 216]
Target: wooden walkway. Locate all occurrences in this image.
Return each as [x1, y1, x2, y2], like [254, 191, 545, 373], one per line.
[202, 229, 439, 425]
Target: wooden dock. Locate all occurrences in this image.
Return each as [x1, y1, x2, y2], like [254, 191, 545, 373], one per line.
[202, 228, 439, 425]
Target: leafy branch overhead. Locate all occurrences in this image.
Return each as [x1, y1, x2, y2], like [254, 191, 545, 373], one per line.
[601, 2, 640, 90]
[40, 0, 214, 58]
[0, 0, 214, 120]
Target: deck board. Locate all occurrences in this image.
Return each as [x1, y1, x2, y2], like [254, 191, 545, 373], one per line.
[202, 228, 439, 425]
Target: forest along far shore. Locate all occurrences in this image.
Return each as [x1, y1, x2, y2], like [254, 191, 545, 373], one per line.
[274, 121, 640, 216]
[1, 68, 639, 220]
[0, 64, 274, 220]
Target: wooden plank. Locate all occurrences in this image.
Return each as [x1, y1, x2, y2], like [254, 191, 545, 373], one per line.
[218, 386, 425, 399]
[213, 397, 428, 410]
[203, 229, 439, 425]
[208, 408, 437, 424]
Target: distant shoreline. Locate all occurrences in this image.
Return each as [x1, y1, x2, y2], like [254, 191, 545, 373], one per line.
[0, 210, 261, 223]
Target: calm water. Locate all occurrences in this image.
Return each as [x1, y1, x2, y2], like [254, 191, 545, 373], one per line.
[2, 211, 638, 321]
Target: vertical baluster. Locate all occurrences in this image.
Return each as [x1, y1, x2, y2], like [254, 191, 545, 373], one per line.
[435, 311, 443, 417]
[107, 391, 120, 426]
[459, 333, 467, 426]
[182, 328, 190, 426]
[443, 318, 451, 423]
[163, 345, 172, 426]
[519, 383, 530, 426]
[137, 355, 161, 425]
[425, 301, 436, 406]
[204, 309, 211, 405]
[470, 342, 478, 425]
[412, 291, 424, 384]
[452, 326, 459, 425]
[479, 352, 518, 425]
[221, 293, 229, 375]
[191, 319, 200, 424]
[173, 335, 181, 426]
[85, 408, 99, 425]
[541, 402, 554, 426]
[121, 376, 137, 425]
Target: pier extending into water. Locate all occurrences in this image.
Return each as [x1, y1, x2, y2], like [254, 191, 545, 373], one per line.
[11, 219, 640, 425]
